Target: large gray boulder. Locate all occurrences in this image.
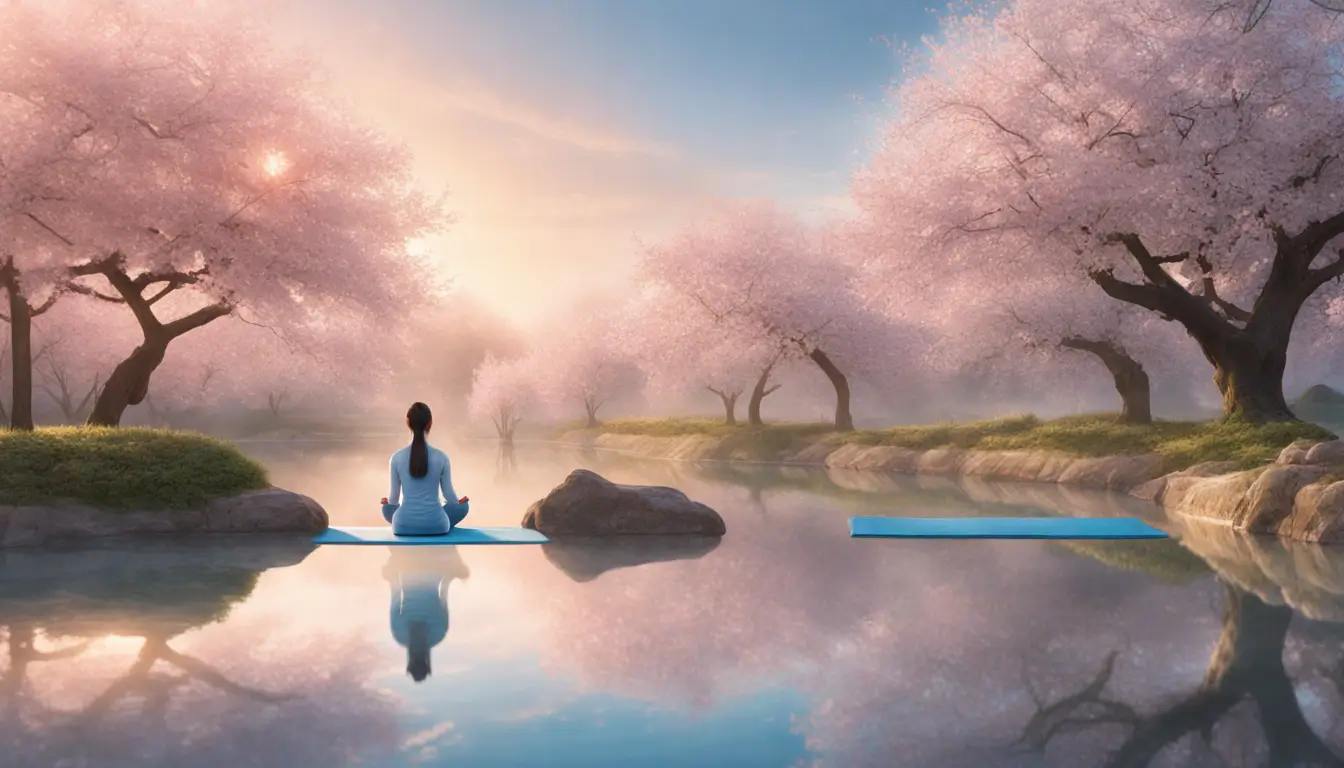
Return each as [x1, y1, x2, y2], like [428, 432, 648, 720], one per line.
[521, 469, 727, 536]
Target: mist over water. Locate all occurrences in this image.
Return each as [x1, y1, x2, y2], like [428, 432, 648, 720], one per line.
[3, 440, 1344, 767]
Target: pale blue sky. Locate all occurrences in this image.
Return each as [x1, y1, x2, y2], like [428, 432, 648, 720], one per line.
[286, 0, 948, 321]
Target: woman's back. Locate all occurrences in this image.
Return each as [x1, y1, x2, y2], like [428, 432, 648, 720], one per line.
[389, 445, 456, 533]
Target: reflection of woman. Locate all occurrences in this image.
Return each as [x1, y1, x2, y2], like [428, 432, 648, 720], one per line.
[383, 547, 471, 683]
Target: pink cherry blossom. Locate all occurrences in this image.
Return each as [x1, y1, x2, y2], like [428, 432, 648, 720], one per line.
[1, 0, 446, 427]
[467, 355, 540, 441]
[853, 0, 1344, 421]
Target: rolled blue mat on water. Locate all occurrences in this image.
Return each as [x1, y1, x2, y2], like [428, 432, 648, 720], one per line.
[313, 526, 550, 546]
[848, 516, 1168, 540]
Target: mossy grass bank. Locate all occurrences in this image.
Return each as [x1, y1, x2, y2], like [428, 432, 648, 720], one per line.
[0, 427, 270, 510]
[579, 414, 1336, 472]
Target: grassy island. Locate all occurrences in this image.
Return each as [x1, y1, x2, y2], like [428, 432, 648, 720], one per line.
[0, 427, 270, 510]
[578, 413, 1336, 472]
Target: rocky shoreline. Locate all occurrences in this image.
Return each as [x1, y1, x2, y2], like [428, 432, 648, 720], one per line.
[0, 488, 329, 548]
[560, 431, 1168, 491]
[558, 431, 1344, 544]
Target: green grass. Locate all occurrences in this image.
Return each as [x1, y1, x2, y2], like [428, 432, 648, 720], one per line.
[0, 427, 270, 510]
[582, 413, 1336, 472]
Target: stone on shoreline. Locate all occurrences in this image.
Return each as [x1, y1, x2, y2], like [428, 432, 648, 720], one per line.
[522, 469, 726, 536]
[0, 488, 328, 548]
[1139, 439, 1344, 544]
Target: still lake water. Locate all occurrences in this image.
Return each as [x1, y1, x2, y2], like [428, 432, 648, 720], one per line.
[5, 437, 1344, 768]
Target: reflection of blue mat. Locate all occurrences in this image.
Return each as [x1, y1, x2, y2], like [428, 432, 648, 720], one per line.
[849, 516, 1168, 539]
[313, 526, 550, 545]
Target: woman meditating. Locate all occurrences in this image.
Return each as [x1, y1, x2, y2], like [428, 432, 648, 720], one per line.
[381, 402, 470, 535]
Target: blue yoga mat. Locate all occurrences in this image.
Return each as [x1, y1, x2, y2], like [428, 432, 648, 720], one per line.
[313, 526, 550, 546]
[848, 516, 1168, 540]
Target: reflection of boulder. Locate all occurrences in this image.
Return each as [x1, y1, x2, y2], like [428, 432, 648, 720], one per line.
[541, 536, 722, 582]
[522, 469, 727, 536]
[0, 537, 315, 636]
[1167, 516, 1344, 622]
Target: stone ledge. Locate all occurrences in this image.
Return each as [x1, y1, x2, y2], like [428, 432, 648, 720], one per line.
[558, 431, 1167, 492]
[0, 488, 328, 548]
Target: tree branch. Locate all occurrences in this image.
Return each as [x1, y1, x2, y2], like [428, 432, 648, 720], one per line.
[1094, 233, 1232, 338]
[65, 283, 125, 304]
[20, 212, 74, 247]
[1292, 209, 1344, 258]
[161, 302, 231, 340]
[1193, 253, 1251, 323]
[157, 645, 295, 703]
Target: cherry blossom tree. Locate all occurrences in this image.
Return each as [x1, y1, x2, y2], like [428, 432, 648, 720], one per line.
[2, 0, 444, 427]
[619, 284, 787, 425]
[1243, 0, 1344, 31]
[392, 292, 525, 423]
[128, 307, 388, 428]
[918, 256, 1207, 423]
[853, 0, 1344, 422]
[0, 1, 116, 429]
[642, 200, 908, 430]
[528, 302, 645, 428]
[31, 299, 138, 424]
[467, 355, 539, 442]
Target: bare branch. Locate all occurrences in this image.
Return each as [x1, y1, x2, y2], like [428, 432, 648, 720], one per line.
[1290, 155, 1336, 189]
[20, 212, 74, 246]
[65, 283, 125, 304]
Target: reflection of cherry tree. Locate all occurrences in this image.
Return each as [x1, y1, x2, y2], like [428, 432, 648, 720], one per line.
[0, 544, 404, 767]
[495, 469, 1344, 765]
[504, 487, 940, 707]
[494, 441, 519, 485]
[1014, 581, 1343, 767]
[1, 626, 402, 767]
[1, 622, 91, 722]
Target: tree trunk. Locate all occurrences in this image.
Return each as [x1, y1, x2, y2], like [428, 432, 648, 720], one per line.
[1202, 334, 1295, 423]
[1088, 229, 1344, 424]
[809, 347, 854, 431]
[583, 398, 600, 429]
[1059, 337, 1152, 424]
[748, 361, 781, 427]
[5, 286, 34, 431]
[86, 335, 169, 427]
[708, 387, 740, 426]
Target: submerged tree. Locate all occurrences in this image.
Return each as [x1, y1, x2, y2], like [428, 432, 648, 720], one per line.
[855, 0, 1344, 422]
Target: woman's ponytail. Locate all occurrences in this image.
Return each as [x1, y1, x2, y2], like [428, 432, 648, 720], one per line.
[406, 402, 432, 478]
